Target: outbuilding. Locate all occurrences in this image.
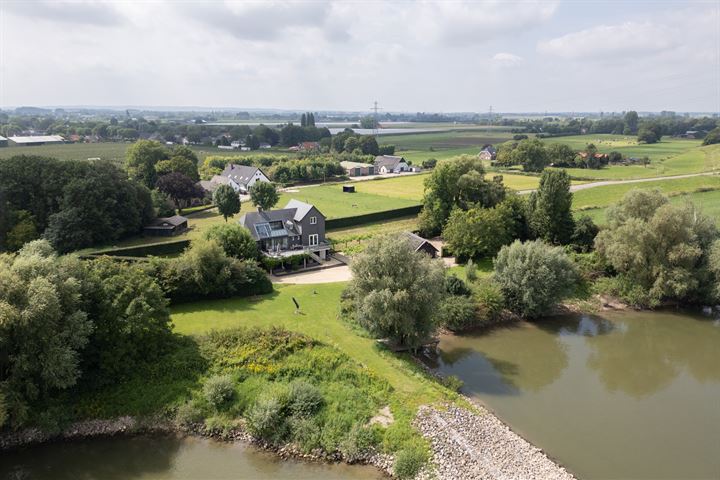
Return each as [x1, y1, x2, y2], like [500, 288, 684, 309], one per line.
[143, 215, 188, 237]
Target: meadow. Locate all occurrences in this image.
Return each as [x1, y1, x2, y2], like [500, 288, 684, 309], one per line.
[0, 142, 130, 164]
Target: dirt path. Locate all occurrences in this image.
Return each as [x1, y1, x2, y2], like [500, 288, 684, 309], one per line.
[271, 265, 352, 284]
[518, 171, 718, 194]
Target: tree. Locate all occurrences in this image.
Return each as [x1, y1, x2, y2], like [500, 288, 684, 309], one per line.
[443, 206, 512, 261]
[358, 135, 380, 155]
[637, 127, 658, 144]
[155, 152, 200, 181]
[595, 190, 718, 306]
[347, 235, 445, 349]
[125, 140, 169, 189]
[421, 158, 437, 169]
[359, 116, 379, 129]
[494, 240, 578, 318]
[418, 155, 502, 236]
[301, 113, 307, 127]
[571, 215, 599, 253]
[250, 181, 279, 211]
[344, 136, 360, 153]
[702, 127, 720, 146]
[624, 111, 639, 134]
[203, 223, 258, 260]
[512, 138, 549, 172]
[213, 184, 241, 221]
[527, 169, 574, 245]
[156, 172, 202, 213]
[546, 143, 576, 167]
[0, 241, 93, 426]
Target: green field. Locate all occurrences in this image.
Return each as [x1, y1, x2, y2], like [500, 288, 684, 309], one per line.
[379, 129, 516, 163]
[543, 135, 717, 180]
[0, 142, 130, 164]
[327, 216, 420, 255]
[171, 282, 450, 403]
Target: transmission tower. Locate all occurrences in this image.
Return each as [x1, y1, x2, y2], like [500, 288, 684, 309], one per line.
[370, 101, 382, 134]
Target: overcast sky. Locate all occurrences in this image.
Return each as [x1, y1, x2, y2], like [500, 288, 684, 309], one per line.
[1, 0, 718, 113]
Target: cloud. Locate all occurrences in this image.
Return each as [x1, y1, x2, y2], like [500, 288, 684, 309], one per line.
[181, 1, 331, 41]
[4, 0, 124, 26]
[492, 52, 524, 68]
[537, 21, 678, 59]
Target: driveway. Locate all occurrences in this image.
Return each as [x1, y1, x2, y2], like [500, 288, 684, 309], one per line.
[272, 265, 352, 284]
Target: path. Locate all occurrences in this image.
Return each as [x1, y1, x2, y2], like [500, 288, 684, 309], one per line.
[271, 265, 351, 284]
[518, 172, 718, 195]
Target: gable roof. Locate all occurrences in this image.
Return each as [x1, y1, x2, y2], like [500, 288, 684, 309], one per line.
[374, 155, 406, 168]
[146, 215, 188, 228]
[221, 164, 262, 186]
[401, 231, 438, 254]
[284, 199, 318, 221]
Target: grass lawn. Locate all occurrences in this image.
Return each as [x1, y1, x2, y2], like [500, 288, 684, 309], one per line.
[278, 185, 420, 219]
[572, 175, 720, 211]
[327, 216, 420, 255]
[171, 282, 451, 404]
[580, 189, 720, 225]
[544, 135, 717, 180]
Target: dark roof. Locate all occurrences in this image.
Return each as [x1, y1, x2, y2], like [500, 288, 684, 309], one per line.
[374, 155, 406, 168]
[401, 231, 437, 253]
[221, 164, 261, 186]
[238, 200, 321, 241]
[146, 215, 188, 229]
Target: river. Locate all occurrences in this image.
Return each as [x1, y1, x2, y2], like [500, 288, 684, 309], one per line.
[0, 434, 384, 480]
[423, 309, 720, 479]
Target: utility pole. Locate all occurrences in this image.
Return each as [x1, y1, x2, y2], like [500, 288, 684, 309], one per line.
[370, 101, 381, 135]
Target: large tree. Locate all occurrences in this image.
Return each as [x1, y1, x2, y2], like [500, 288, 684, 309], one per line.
[347, 235, 445, 349]
[250, 181, 279, 211]
[203, 223, 258, 260]
[527, 169, 574, 245]
[155, 172, 202, 213]
[213, 184, 241, 221]
[155, 147, 200, 181]
[595, 189, 718, 306]
[125, 140, 169, 189]
[512, 138, 549, 172]
[443, 206, 512, 261]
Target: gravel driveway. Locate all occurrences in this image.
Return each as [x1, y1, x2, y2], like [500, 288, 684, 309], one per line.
[272, 265, 352, 284]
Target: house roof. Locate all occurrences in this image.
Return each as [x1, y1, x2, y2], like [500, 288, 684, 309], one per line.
[0, 135, 7, 141]
[221, 164, 263, 186]
[146, 215, 188, 229]
[238, 200, 320, 241]
[401, 231, 438, 253]
[340, 161, 373, 169]
[374, 155, 406, 168]
[9, 135, 64, 144]
[285, 199, 315, 222]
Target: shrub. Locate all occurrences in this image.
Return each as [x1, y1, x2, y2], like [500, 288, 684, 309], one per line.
[465, 259, 477, 281]
[445, 274, 471, 296]
[442, 375, 464, 393]
[394, 445, 428, 479]
[203, 374, 236, 409]
[287, 380, 324, 418]
[473, 279, 505, 323]
[494, 240, 578, 318]
[245, 396, 288, 443]
[435, 295, 477, 331]
[339, 423, 379, 462]
[203, 223, 258, 260]
[175, 401, 204, 427]
[289, 416, 322, 452]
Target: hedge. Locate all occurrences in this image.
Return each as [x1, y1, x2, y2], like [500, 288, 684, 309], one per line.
[326, 205, 422, 230]
[88, 239, 190, 258]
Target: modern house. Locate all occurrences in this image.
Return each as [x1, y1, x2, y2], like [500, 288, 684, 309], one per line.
[213, 164, 270, 194]
[238, 199, 329, 261]
[341, 160, 375, 177]
[478, 145, 497, 161]
[143, 215, 188, 237]
[374, 155, 409, 174]
[402, 232, 439, 258]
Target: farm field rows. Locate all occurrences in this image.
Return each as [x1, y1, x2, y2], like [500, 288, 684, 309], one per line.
[379, 129, 516, 162]
[0, 142, 130, 164]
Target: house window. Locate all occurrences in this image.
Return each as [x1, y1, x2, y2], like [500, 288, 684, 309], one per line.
[309, 216, 317, 225]
[308, 234, 319, 246]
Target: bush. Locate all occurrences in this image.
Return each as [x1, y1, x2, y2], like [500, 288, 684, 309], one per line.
[287, 380, 324, 417]
[339, 423, 379, 462]
[494, 240, 578, 318]
[435, 295, 477, 331]
[175, 401, 204, 427]
[442, 375, 464, 393]
[394, 445, 428, 479]
[203, 223, 258, 260]
[245, 396, 288, 443]
[465, 259, 477, 281]
[203, 374, 236, 409]
[289, 416, 322, 452]
[445, 274, 471, 296]
[473, 279, 505, 323]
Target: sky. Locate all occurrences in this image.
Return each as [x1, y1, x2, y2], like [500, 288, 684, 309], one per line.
[1, 0, 719, 113]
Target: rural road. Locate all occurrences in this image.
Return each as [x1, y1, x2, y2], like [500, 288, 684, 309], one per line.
[518, 171, 718, 195]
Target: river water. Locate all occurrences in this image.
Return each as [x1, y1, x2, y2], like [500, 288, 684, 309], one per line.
[0, 434, 384, 480]
[424, 310, 720, 479]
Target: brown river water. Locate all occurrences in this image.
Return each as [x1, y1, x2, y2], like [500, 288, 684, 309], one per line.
[423, 309, 720, 479]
